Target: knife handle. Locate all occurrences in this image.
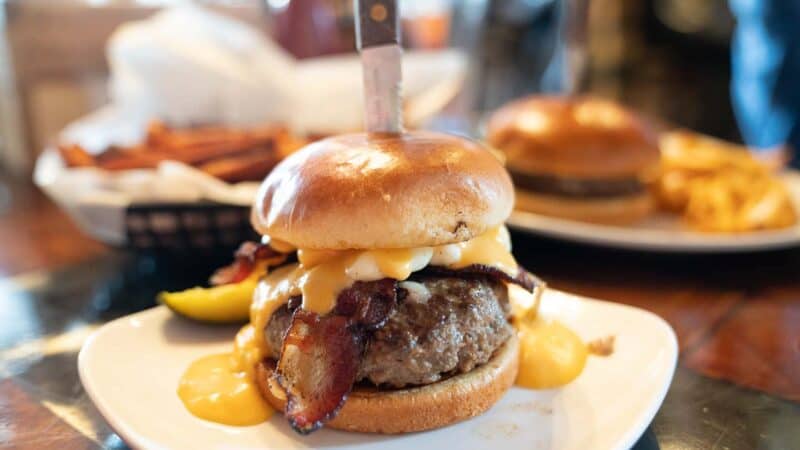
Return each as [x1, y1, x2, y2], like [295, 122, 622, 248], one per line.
[354, 0, 399, 49]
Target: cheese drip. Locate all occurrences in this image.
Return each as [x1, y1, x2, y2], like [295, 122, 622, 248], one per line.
[177, 351, 273, 426]
[249, 225, 517, 357]
[179, 225, 585, 428]
[248, 225, 586, 392]
[508, 286, 588, 389]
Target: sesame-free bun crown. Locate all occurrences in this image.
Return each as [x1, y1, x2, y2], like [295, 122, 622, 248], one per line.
[487, 96, 660, 178]
[252, 131, 514, 250]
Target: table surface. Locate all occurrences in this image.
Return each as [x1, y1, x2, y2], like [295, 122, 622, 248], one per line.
[1, 175, 799, 450]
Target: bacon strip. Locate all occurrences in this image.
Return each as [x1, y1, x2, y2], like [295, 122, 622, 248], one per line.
[277, 311, 363, 434]
[209, 242, 286, 286]
[273, 265, 539, 434]
[425, 264, 542, 293]
[276, 279, 397, 434]
[333, 279, 397, 329]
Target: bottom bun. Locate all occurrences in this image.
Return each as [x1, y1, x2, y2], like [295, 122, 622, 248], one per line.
[256, 333, 519, 434]
[514, 189, 654, 225]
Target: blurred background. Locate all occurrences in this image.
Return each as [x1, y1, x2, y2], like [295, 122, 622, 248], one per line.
[0, 0, 742, 174]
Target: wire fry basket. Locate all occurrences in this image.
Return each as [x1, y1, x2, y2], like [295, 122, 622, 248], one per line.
[124, 203, 258, 251]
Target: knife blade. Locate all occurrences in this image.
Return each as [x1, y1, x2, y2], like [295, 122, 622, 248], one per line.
[354, 0, 403, 133]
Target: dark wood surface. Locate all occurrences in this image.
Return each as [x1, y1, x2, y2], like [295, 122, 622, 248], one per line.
[531, 241, 800, 403]
[1, 174, 799, 449]
[0, 175, 106, 276]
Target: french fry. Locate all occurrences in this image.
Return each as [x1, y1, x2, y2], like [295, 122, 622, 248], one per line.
[58, 144, 96, 167]
[57, 121, 315, 182]
[198, 149, 281, 183]
[652, 130, 797, 232]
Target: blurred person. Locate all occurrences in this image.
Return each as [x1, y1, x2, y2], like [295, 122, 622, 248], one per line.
[271, 0, 346, 58]
[468, 0, 569, 111]
[730, 0, 800, 167]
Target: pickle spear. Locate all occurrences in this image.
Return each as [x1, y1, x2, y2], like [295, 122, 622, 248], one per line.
[159, 275, 260, 324]
[159, 242, 286, 324]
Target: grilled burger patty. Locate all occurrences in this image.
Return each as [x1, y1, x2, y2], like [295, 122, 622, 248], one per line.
[265, 275, 513, 388]
[508, 169, 645, 198]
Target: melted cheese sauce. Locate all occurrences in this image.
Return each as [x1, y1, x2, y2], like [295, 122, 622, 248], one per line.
[509, 286, 588, 389]
[250, 264, 303, 357]
[250, 225, 517, 356]
[177, 352, 273, 426]
[254, 224, 587, 391]
[516, 320, 588, 389]
[445, 225, 517, 275]
[178, 225, 586, 427]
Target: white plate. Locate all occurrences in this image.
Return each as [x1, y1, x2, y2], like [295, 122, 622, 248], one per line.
[79, 291, 677, 450]
[507, 172, 800, 252]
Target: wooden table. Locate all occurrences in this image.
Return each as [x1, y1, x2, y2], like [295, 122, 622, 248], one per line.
[1, 175, 799, 449]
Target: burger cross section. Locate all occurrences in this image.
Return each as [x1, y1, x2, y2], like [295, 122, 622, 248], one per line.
[176, 131, 589, 434]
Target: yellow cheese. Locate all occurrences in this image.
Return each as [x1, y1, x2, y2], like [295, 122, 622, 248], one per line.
[515, 319, 588, 389]
[300, 255, 358, 314]
[246, 225, 519, 371]
[266, 237, 296, 253]
[179, 225, 529, 426]
[250, 264, 303, 357]
[252, 226, 516, 317]
[448, 225, 517, 275]
[177, 352, 273, 426]
[179, 224, 586, 428]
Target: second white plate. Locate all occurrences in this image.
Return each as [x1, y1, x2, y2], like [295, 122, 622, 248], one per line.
[507, 172, 800, 253]
[79, 290, 677, 450]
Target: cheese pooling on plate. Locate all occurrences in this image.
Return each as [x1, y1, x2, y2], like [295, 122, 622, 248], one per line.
[177, 352, 273, 426]
[178, 225, 591, 427]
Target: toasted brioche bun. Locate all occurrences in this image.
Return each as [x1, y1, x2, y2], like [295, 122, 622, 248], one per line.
[487, 96, 660, 179]
[252, 131, 514, 250]
[256, 333, 519, 434]
[515, 189, 654, 224]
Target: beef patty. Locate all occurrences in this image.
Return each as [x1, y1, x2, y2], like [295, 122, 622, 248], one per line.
[264, 275, 513, 388]
[508, 169, 645, 198]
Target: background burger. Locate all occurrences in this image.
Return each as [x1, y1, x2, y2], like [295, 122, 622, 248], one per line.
[241, 130, 541, 434]
[486, 96, 660, 224]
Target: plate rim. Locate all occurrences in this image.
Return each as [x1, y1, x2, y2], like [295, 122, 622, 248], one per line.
[507, 210, 800, 253]
[78, 311, 167, 450]
[506, 171, 800, 253]
[79, 292, 678, 450]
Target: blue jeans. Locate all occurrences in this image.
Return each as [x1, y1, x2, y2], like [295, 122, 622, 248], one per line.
[730, 0, 800, 166]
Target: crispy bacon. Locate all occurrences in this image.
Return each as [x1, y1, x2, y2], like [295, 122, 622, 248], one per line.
[276, 279, 397, 434]
[273, 265, 540, 434]
[209, 241, 286, 286]
[332, 279, 397, 329]
[277, 311, 363, 434]
[425, 264, 542, 293]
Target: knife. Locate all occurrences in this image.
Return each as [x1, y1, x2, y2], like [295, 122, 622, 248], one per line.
[354, 0, 403, 133]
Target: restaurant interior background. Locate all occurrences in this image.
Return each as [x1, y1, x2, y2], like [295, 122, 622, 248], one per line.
[0, 0, 735, 175]
[1, 1, 799, 450]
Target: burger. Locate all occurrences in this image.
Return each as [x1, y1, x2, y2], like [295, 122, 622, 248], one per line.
[241, 131, 541, 434]
[486, 96, 660, 224]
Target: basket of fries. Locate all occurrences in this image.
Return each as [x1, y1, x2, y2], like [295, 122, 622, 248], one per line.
[35, 119, 308, 251]
[58, 121, 305, 183]
[31, 5, 469, 252]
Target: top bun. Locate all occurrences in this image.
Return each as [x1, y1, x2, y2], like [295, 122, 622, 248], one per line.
[252, 131, 514, 250]
[487, 96, 659, 178]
